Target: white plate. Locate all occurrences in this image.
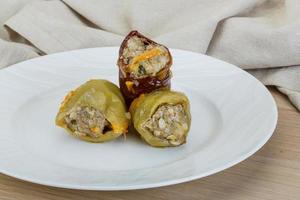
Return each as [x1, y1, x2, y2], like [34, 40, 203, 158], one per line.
[0, 47, 277, 190]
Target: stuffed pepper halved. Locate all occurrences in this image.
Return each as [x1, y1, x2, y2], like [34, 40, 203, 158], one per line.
[130, 90, 191, 147]
[56, 79, 129, 142]
[118, 30, 173, 105]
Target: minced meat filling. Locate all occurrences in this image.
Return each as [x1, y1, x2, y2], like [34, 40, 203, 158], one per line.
[143, 104, 188, 145]
[122, 36, 169, 78]
[64, 106, 111, 138]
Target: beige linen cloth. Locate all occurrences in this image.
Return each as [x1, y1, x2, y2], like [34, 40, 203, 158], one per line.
[1, 0, 300, 110]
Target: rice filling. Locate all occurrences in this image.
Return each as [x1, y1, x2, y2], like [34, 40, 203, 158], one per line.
[122, 36, 169, 78]
[143, 104, 188, 145]
[64, 106, 111, 138]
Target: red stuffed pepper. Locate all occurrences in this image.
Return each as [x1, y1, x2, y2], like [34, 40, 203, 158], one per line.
[117, 30, 173, 105]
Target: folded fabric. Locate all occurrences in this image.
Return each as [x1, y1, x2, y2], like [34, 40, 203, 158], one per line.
[0, 0, 299, 110]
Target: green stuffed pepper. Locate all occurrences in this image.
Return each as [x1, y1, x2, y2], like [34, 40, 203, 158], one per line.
[56, 79, 129, 142]
[130, 90, 191, 147]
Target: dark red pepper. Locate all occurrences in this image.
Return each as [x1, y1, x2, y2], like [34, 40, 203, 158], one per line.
[117, 31, 173, 105]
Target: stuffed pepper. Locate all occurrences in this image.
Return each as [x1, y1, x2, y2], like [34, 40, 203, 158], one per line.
[130, 90, 191, 147]
[55, 79, 129, 142]
[118, 30, 173, 105]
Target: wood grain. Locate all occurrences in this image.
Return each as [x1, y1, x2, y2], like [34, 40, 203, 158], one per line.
[0, 87, 299, 200]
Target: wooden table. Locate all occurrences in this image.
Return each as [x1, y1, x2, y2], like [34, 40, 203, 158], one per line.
[0, 87, 299, 200]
